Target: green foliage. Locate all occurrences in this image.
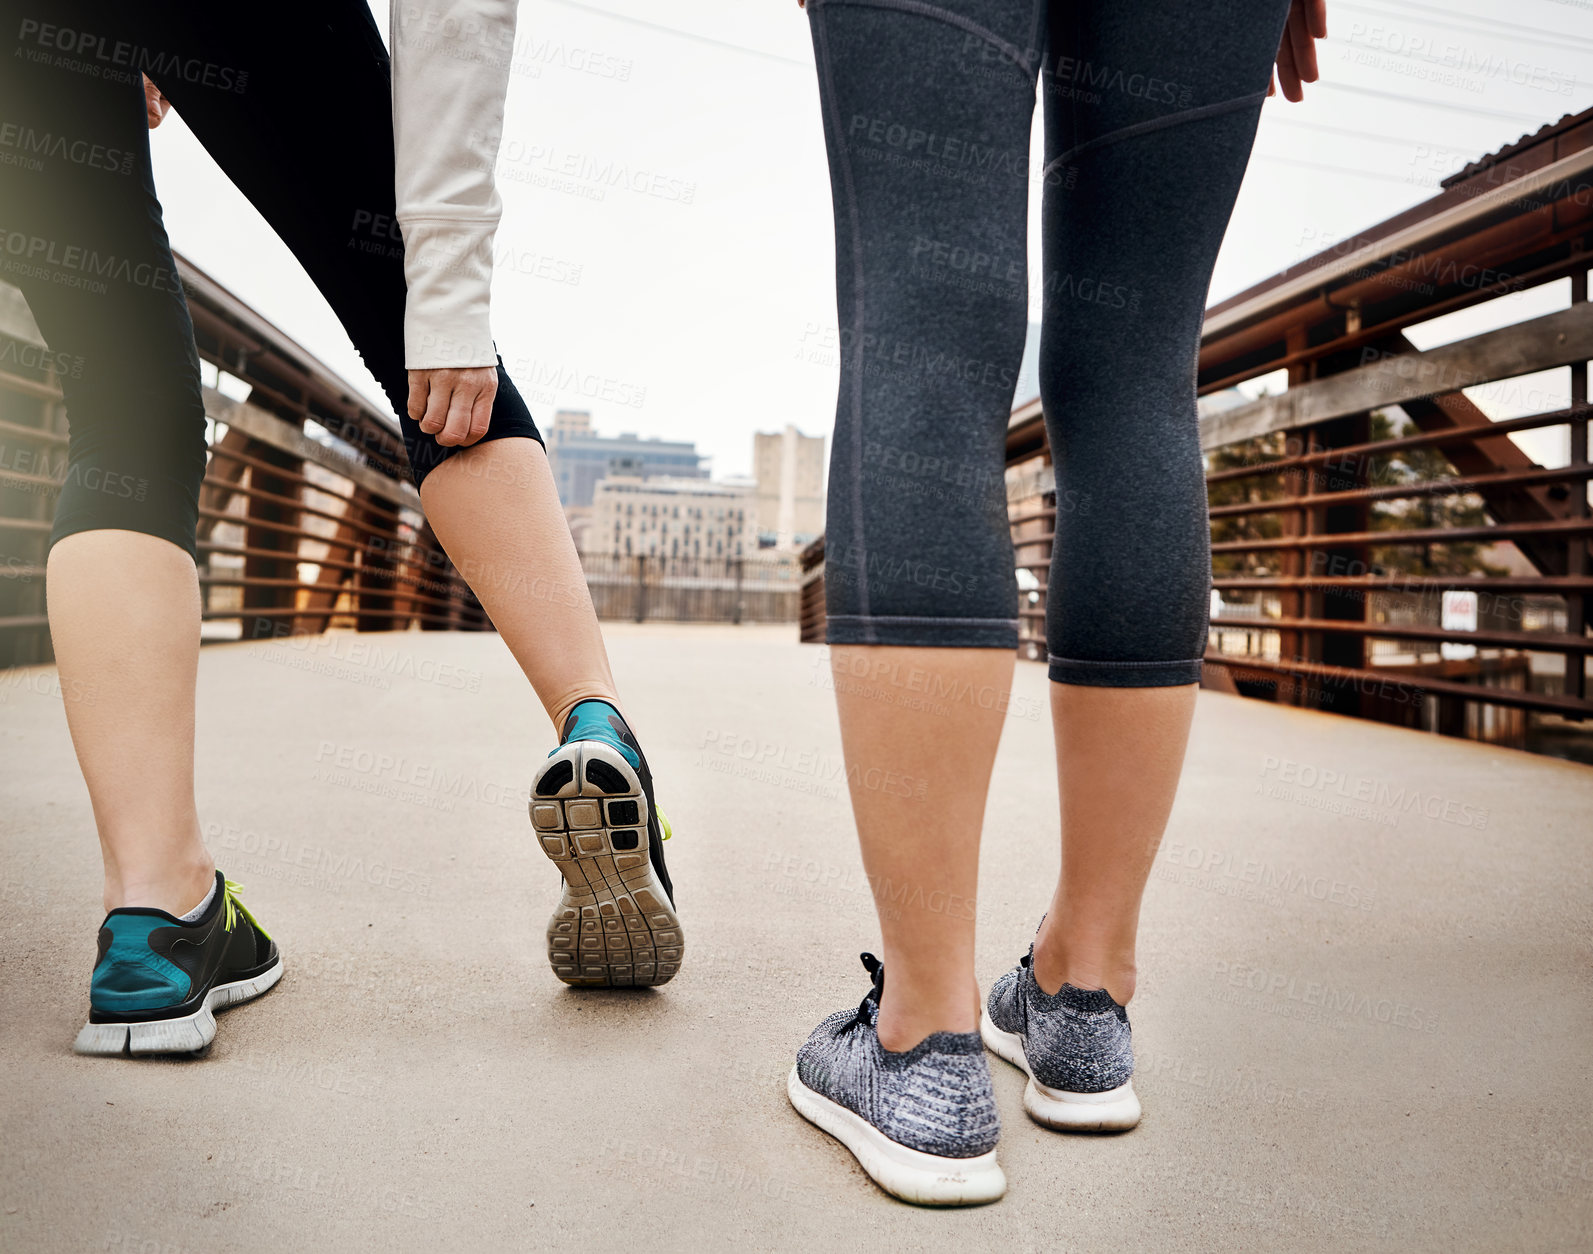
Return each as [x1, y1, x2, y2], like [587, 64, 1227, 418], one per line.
[1205, 409, 1506, 582]
[1362, 411, 1506, 578]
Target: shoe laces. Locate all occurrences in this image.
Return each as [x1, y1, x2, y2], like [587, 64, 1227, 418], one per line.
[222, 879, 270, 939]
[656, 805, 672, 841]
[844, 952, 886, 1032]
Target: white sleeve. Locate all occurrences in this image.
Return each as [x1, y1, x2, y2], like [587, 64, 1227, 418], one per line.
[389, 0, 519, 370]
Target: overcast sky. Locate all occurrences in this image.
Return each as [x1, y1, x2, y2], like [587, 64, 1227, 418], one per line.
[147, 0, 1593, 477]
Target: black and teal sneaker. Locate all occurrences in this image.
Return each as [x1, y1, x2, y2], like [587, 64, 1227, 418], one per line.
[530, 700, 682, 987]
[74, 872, 282, 1056]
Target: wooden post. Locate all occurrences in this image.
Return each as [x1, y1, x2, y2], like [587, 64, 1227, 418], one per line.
[352, 488, 397, 633]
[241, 440, 302, 619]
[1568, 267, 1588, 709]
[1278, 326, 1311, 707]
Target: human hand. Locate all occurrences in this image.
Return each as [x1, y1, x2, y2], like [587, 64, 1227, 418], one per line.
[1270, 0, 1327, 102]
[407, 367, 498, 447]
[143, 75, 171, 128]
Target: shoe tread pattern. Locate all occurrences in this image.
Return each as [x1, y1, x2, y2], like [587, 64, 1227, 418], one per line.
[531, 742, 683, 988]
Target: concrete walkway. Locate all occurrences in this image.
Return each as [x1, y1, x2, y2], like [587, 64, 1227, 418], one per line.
[2, 625, 1589, 1252]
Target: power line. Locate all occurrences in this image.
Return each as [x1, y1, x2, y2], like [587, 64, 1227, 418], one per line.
[1336, 0, 1593, 54]
[540, 0, 810, 67]
[1254, 152, 1441, 187]
[1311, 80, 1551, 123]
[1264, 115, 1469, 151]
[1358, 0, 1593, 52]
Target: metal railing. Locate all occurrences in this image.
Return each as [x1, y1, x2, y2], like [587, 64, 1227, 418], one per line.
[807, 105, 1593, 749]
[1018, 105, 1593, 744]
[581, 551, 799, 624]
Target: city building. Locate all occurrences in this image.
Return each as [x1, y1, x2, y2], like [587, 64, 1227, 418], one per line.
[545, 409, 706, 509]
[752, 424, 826, 550]
[593, 476, 754, 560]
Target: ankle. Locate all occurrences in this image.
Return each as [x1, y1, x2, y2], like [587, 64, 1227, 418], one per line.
[105, 857, 215, 916]
[552, 693, 624, 734]
[875, 980, 981, 1053]
[1031, 935, 1137, 1004]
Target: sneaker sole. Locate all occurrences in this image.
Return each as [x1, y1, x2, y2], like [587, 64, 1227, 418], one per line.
[980, 1011, 1141, 1131]
[73, 956, 285, 1057]
[786, 1065, 1006, 1206]
[531, 740, 683, 988]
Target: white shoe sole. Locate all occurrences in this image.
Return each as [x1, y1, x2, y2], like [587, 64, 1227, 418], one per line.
[980, 1011, 1141, 1131]
[786, 1066, 1006, 1206]
[73, 956, 284, 1056]
[531, 740, 683, 988]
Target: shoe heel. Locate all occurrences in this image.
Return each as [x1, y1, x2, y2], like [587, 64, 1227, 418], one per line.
[531, 742, 683, 988]
[1023, 1077, 1141, 1132]
[786, 1066, 1007, 1206]
[74, 958, 282, 1057]
[72, 1021, 130, 1056]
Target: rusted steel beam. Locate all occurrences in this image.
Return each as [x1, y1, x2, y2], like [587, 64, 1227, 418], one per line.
[353, 489, 400, 633]
[204, 605, 476, 628]
[1213, 516, 1593, 551]
[238, 439, 302, 618]
[1205, 651, 1591, 718]
[204, 389, 418, 508]
[1199, 304, 1593, 451]
[1206, 405, 1590, 483]
[208, 444, 406, 525]
[1201, 140, 1593, 346]
[198, 551, 471, 617]
[198, 427, 253, 545]
[0, 366, 62, 403]
[1199, 247, 1593, 396]
[1209, 614, 1593, 653]
[0, 414, 67, 443]
[1214, 574, 1593, 592]
[1208, 464, 1593, 519]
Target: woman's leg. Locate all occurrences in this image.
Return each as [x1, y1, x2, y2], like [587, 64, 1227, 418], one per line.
[1031, 0, 1291, 1001]
[786, 0, 1043, 1206]
[46, 534, 213, 915]
[142, 1, 679, 988]
[809, 0, 1041, 1048]
[1, 8, 282, 1057]
[831, 646, 1014, 1048]
[0, 19, 215, 916]
[1033, 684, 1195, 1002]
[146, 0, 623, 734]
[419, 439, 618, 731]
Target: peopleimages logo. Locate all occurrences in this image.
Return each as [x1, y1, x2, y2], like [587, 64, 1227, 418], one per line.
[0, 121, 134, 175]
[1213, 960, 1440, 1034]
[0, 227, 182, 295]
[1259, 755, 1490, 830]
[0, 338, 85, 379]
[15, 19, 249, 92]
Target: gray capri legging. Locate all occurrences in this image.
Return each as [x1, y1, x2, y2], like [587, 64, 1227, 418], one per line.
[807, 0, 1290, 685]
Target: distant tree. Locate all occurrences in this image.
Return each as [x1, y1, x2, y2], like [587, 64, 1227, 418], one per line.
[1206, 429, 1287, 582]
[1364, 410, 1506, 577]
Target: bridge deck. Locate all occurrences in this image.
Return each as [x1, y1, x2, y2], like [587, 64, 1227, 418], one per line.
[2, 626, 1588, 1251]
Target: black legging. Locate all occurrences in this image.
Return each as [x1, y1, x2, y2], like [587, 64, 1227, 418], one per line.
[807, 0, 1289, 685]
[0, 0, 540, 561]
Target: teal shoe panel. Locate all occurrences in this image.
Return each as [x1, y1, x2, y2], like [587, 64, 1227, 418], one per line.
[90, 915, 192, 1013]
[556, 700, 641, 769]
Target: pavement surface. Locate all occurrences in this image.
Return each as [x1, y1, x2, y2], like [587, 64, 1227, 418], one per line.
[2, 624, 1590, 1253]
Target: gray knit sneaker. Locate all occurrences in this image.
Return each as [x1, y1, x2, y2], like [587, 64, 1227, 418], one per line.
[788, 953, 1006, 1205]
[980, 945, 1142, 1131]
